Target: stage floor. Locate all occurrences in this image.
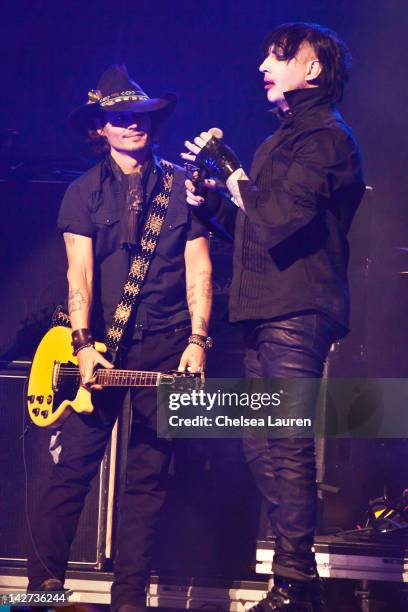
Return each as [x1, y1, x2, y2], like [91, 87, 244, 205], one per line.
[2, 535, 408, 610]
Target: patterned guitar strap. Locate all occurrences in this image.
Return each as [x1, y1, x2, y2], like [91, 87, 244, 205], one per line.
[105, 158, 174, 353]
[52, 159, 174, 352]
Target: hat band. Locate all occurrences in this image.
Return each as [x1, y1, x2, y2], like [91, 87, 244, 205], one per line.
[100, 90, 150, 107]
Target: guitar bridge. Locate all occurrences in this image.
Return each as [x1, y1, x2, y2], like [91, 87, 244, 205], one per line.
[52, 361, 61, 392]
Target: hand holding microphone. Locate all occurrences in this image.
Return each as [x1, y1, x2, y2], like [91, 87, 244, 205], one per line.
[182, 127, 242, 206]
[182, 127, 222, 205]
[181, 127, 224, 164]
[182, 127, 241, 182]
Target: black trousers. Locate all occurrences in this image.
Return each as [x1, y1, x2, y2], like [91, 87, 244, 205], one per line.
[27, 325, 190, 610]
[243, 313, 338, 581]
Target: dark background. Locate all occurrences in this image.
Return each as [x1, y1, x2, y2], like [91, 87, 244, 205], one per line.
[1, 0, 407, 374]
[1, 0, 408, 574]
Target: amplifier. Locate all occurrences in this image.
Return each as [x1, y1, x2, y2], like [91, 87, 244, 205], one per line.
[0, 361, 117, 569]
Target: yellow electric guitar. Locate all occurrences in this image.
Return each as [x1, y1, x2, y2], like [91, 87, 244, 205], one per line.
[27, 326, 203, 428]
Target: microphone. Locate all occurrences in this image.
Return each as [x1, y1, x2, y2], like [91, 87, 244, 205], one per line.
[193, 127, 223, 196]
[207, 127, 223, 139]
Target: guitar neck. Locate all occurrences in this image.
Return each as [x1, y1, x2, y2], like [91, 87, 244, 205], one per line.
[96, 369, 162, 387]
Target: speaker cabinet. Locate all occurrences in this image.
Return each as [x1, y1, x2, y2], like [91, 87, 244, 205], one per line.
[0, 361, 116, 568]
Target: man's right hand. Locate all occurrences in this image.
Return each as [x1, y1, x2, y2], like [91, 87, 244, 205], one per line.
[77, 346, 113, 391]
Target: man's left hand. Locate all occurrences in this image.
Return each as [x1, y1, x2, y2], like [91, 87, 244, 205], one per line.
[181, 131, 213, 163]
[178, 343, 206, 373]
[181, 130, 242, 183]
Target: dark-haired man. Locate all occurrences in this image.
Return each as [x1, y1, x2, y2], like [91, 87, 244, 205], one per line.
[27, 65, 212, 612]
[183, 23, 365, 611]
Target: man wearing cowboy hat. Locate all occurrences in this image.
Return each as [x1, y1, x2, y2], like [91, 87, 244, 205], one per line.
[27, 64, 212, 612]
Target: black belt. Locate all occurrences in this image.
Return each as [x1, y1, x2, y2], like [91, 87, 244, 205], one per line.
[132, 319, 191, 340]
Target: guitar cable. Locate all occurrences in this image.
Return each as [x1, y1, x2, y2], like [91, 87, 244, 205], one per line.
[22, 377, 61, 587]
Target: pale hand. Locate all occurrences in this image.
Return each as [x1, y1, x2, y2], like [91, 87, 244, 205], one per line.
[185, 176, 218, 207]
[178, 343, 206, 373]
[77, 345, 113, 390]
[182, 131, 218, 207]
[181, 130, 214, 163]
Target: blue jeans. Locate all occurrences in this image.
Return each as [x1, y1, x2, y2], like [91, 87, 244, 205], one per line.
[243, 312, 339, 581]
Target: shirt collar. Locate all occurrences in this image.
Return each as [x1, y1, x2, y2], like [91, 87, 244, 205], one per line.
[272, 87, 332, 125]
[101, 152, 155, 184]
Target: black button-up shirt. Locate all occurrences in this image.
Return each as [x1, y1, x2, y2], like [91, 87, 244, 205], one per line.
[57, 154, 208, 338]
[211, 88, 365, 334]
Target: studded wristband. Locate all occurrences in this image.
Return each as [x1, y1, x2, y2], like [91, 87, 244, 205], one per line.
[188, 334, 213, 351]
[73, 342, 95, 356]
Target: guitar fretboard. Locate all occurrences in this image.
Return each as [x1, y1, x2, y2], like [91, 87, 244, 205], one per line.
[96, 369, 161, 387]
[57, 366, 195, 389]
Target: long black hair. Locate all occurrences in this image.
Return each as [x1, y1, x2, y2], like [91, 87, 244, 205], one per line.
[263, 22, 352, 103]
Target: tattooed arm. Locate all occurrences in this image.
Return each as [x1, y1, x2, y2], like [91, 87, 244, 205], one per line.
[63, 233, 93, 329]
[178, 236, 212, 372]
[63, 232, 112, 386]
[185, 236, 212, 335]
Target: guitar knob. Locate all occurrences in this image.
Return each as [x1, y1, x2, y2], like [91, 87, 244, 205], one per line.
[36, 396, 44, 404]
[32, 408, 40, 416]
[27, 395, 35, 403]
[47, 395, 52, 404]
[40, 410, 49, 419]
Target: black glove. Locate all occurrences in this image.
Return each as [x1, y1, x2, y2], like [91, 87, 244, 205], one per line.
[195, 136, 241, 183]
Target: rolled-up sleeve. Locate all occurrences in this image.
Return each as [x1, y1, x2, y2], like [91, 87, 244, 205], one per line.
[57, 180, 94, 237]
[187, 205, 210, 241]
[190, 190, 236, 243]
[239, 127, 362, 249]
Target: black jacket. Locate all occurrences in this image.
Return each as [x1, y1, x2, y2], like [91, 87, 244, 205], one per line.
[211, 88, 365, 334]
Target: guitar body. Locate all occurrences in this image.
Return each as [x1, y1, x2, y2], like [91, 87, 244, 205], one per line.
[27, 326, 107, 428]
[27, 326, 203, 429]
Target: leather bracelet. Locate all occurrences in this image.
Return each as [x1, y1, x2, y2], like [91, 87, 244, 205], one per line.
[72, 328, 93, 349]
[188, 334, 213, 351]
[190, 333, 207, 341]
[73, 342, 94, 356]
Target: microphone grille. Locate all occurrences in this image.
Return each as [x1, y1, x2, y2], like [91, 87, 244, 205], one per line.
[208, 127, 223, 139]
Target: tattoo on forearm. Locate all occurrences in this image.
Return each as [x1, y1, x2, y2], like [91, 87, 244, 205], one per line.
[188, 300, 198, 313]
[195, 316, 208, 333]
[187, 282, 198, 312]
[187, 283, 196, 300]
[187, 272, 211, 332]
[199, 270, 212, 299]
[68, 289, 87, 314]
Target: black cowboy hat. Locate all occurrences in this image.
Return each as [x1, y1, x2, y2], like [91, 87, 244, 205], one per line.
[68, 64, 177, 132]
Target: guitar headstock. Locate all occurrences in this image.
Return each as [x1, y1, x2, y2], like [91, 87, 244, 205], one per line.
[159, 370, 205, 391]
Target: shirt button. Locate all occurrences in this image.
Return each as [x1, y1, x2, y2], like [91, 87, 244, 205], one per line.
[106, 219, 110, 224]
[169, 224, 173, 229]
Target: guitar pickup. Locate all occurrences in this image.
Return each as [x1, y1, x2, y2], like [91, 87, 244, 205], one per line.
[52, 361, 61, 392]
